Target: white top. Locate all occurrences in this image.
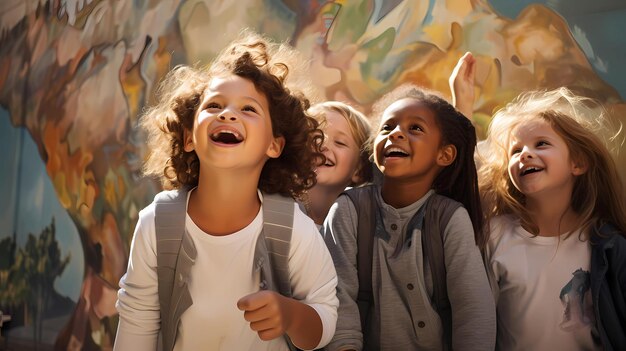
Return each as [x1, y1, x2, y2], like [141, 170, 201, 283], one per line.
[485, 214, 602, 351]
[114, 190, 338, 351]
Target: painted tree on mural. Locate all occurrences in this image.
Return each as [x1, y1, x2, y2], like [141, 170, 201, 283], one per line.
[0, 218, 70, 349]
[0, 0, 182, 348]
[18, 219, 70, 348]
[0, 0, 624, 350]
[0, 237, 22, 308]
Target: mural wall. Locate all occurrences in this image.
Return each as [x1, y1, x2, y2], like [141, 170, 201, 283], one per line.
[0, 0, 624, 349]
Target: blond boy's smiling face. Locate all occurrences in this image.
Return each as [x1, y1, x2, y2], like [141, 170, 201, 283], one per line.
[315, 110, 362, 188]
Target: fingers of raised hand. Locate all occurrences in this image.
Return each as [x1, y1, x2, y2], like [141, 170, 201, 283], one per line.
[451, 52, 475, 83]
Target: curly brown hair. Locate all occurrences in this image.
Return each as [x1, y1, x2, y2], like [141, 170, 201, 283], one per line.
[141, 30, 324, 197]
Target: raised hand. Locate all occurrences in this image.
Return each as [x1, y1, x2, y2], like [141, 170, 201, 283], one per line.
[449, 52, 476, 120]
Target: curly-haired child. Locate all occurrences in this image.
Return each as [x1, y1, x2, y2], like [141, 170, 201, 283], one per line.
[114, 31, 338, 351]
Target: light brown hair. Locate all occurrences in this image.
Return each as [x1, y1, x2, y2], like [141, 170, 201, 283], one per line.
[479, 87, 626, 239]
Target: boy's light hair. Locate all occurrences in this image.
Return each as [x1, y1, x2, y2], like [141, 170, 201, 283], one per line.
[479, 87, 626, 238]
[309, 101, 373, 185]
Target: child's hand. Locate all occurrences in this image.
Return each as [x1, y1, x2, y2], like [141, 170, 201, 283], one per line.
[237, 290, 292, 341]
[449, 52, 476, 120]
[238, 290, 324, 349]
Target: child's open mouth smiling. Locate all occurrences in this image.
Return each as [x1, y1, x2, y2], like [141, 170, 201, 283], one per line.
[210, 127, 244, 146]
[520, 165, 544, 176]
[320, 159, 335, 168]
[383, 146, 409, 162]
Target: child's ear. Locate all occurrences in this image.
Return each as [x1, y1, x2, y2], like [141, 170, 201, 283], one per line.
[437, 144, 457, 167]
[266, 136, 285, 159]
[350, 165, 363, 185]
[571, 159, 588, 176]
[183, 129, 194, 152]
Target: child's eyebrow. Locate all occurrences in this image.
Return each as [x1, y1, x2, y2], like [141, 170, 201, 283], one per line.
[534, 134, 554, 140]
[242, 96, 265, 107]
[380, 114, 398, 124]
[404, 115, 432, 130]
[333, 129, 352, 140]
[521, 133, 554, 143]
[201, 93, 264, 108]
[410, 114, 431, 123]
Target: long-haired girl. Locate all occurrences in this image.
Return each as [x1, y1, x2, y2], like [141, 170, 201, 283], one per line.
[481, 87, 626, 350]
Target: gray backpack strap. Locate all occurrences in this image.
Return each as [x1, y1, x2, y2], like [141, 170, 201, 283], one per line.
[342, 184, 377, 330]
[422, 194, 461, 351]
[154, 187, 197, 351]
[260, 192, 295, 297]
[260, 192, 297, 351]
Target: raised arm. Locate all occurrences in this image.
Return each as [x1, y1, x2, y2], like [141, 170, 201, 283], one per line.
[449, 52, 476, 120]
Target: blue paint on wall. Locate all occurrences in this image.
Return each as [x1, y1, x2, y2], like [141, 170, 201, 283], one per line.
[0, 110, 83, 302]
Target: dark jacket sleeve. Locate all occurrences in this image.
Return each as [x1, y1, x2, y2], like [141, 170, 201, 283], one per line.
[592, 231, 626, 351]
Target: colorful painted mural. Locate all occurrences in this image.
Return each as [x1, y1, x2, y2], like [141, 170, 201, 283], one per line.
[0, 0, 624, 349]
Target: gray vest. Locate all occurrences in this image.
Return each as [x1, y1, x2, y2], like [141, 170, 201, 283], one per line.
[344, 185, 461, 351]
[153, 187, 296, 351]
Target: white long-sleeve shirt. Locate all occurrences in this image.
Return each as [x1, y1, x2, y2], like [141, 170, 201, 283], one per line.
[114, 191, 338, 350]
